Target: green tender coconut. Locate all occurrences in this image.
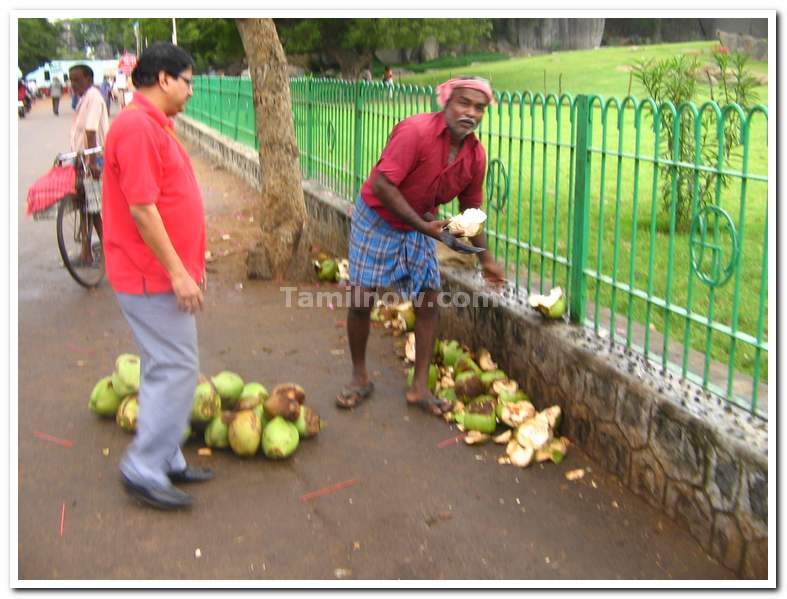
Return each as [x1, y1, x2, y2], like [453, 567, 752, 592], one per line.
[204, 412, 233, 449]
[191, 381, 221, 423]
[116, 394, 139, 433]
[439, 340, 465, 368]
[437, 387, 458, 405]
[464, 396, 497, 434]
[262, 416, 300, 459]
[479, 369, 507, 387]
[211, 371, 245, 410]
[228, 410, 261, 457]
[406, 364, 440, 392]
[294, 405, 322, 439]
[237, 382, 269, 410]
[318, 259, 339, 282]
[89, 376, 123, 418]
[112, 353, 141, 397]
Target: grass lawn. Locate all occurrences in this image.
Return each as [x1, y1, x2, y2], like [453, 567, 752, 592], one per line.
[399, 40, 768, 107]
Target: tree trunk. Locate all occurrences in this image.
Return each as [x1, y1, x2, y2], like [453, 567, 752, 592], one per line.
[236, 18, 311, 281]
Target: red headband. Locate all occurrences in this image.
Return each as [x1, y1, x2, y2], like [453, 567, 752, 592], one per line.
[436, 77, 495, 107]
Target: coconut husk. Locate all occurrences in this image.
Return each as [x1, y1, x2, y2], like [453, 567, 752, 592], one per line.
[271, 383, 306, 405]
[263, 393, 301, 422]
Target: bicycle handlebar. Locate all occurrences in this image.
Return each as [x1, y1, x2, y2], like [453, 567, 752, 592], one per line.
[56, 146, 103, 162]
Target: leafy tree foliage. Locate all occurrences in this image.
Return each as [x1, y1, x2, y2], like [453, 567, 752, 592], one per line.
[55, 18, 246, 73]
[275, 18, 493, 75]
[178, 19, 246, 72]
[18, 18, 63, 75]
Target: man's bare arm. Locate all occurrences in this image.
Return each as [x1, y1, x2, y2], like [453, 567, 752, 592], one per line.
[371, 173, 448, 238]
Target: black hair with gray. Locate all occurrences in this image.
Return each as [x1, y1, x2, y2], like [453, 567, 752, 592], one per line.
[69, 64, 94, 82]
[131, 42, 195, 88]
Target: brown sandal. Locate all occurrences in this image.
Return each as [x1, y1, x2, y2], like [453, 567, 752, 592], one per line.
[336, 382, 375, 409]
[406, 392, 452, 416]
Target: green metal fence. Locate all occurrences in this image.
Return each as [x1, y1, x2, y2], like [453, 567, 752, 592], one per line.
[186, 76, 769, 419]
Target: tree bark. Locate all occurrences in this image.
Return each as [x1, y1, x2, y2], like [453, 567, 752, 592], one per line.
[236, 18, 311, 281]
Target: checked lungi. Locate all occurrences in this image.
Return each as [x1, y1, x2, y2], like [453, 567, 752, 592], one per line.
[348, 196, 440, 299]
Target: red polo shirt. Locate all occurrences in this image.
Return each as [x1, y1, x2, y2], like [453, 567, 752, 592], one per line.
[360, 111, 486, 230]
[102, 93, 206, 294]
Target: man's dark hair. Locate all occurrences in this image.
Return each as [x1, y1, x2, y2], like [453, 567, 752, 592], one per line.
[69, 64, 93, 82]
[131, 42, 195, 88]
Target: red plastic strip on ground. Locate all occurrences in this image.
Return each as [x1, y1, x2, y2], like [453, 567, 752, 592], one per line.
[300, 478, 359, 502]
[436, 433, 466, 449]
[59, 503, 65, 537]
[34, 432, 75, 448]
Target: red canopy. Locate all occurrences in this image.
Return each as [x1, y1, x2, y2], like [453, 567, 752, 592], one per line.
[118, 52, 137, 75]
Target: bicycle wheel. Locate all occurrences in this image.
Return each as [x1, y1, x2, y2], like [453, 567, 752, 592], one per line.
[56, 194, 105, 288]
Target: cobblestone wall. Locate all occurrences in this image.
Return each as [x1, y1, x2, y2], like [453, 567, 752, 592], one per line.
[176, 114, 769, 579]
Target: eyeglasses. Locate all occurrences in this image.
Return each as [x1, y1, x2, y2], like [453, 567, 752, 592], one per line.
[173, 74, 193, 89]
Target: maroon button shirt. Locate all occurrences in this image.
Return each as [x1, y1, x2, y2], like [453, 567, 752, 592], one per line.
[360, 111, 487, 231]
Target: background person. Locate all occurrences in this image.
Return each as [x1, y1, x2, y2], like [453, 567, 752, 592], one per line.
[100, 75, 113, 116]
[68, 64, 109, 266]
[383, 66, 394, 97]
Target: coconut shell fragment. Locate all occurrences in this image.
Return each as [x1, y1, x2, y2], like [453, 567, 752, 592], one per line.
[528, 287, 567, 319]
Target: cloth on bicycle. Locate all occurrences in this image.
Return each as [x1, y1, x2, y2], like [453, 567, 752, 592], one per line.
[26, 164, 76, 215]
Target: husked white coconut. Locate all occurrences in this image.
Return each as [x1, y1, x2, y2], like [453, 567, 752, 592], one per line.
[528, 286, 567, 319]
[464, 430, 491, 445]
[404, 333, 416, 363]
[506, 439, 534, 468]
[500, 401, 536, 428]
[447, 208, 487, 237]
[516, 416, 553, 450]
[492, 429, 512, 444]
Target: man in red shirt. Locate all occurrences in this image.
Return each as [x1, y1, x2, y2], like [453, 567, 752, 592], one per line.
[103, 42, 211, 510]
[338, 77, 505, 416]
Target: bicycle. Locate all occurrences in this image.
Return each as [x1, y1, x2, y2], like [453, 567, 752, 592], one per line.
[54, 147, 105, 288]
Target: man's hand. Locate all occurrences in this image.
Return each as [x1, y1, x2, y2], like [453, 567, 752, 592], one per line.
[481, 260, 506, 286]
[421, 218, 451, 240]
[171, 271, 204, 314]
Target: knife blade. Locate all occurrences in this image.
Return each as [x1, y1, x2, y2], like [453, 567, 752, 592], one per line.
[422, 212, 486, 255]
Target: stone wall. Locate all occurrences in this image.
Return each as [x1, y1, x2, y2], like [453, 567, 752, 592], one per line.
[175, 113, 769, 579]
[495, 18, 605, 52]
[718, 30, 768, 62]
[603, 18, 768, 45]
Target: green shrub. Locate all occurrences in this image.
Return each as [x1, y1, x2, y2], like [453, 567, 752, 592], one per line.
[632, 47, 760, 232]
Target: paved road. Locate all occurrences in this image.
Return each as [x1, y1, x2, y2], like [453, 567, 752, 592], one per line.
[16, 97, 734, 582]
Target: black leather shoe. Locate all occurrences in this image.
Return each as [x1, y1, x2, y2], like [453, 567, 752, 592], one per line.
[121, 475, 193, 510]
[168, 466, 214, 484]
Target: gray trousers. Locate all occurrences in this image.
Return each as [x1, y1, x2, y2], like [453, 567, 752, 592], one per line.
[116, 292, 199, 490]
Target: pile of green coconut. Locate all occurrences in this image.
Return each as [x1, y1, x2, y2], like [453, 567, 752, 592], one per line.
[88, 353, 322, 460]
[396, 330, 569, 469]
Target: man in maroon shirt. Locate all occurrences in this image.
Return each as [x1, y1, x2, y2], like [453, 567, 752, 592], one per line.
[338, 77, 505, 416]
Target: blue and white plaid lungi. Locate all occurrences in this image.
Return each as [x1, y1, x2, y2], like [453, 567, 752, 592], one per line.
[348, 196, 441, 299]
